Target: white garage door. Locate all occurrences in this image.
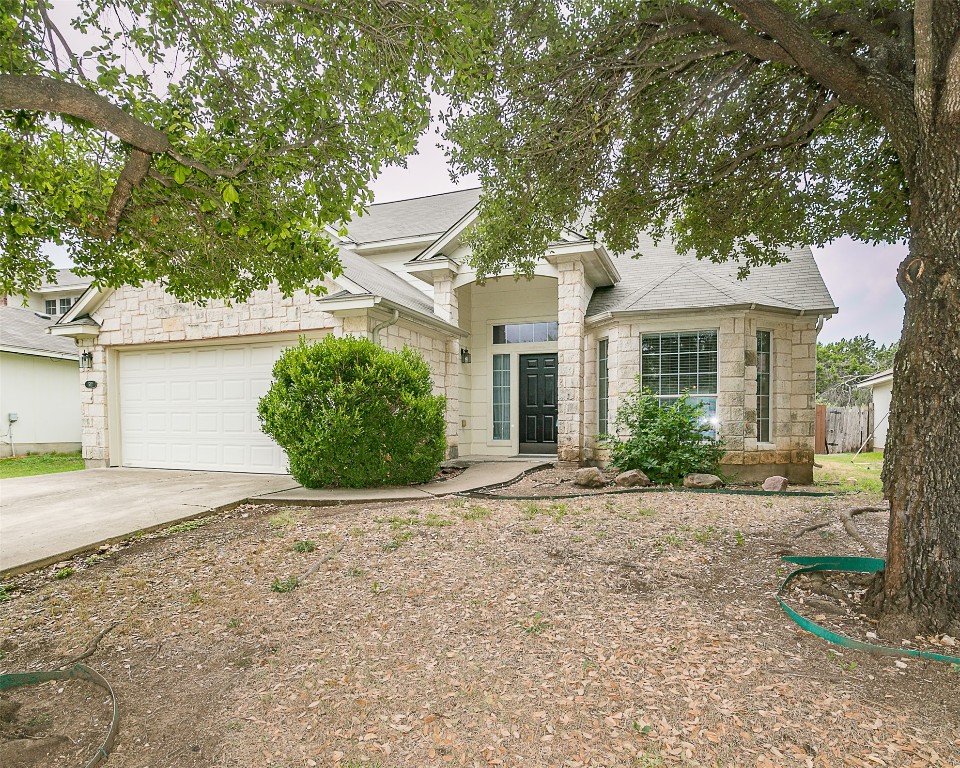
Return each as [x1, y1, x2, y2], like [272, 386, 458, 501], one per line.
[119, 341, 296, 473]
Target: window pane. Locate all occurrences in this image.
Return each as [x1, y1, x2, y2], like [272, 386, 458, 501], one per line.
[641, 335, 660, 355]
[547, 322, 558, 341]
[59, 297, 72, 313]
[660, 335, 679, 354]
[492, 354, 511, 440]
[493, 325, 506, 344]
[598, 339, 609, 434]
[45, 300, 57, 315]
[756, 331, 771, 441]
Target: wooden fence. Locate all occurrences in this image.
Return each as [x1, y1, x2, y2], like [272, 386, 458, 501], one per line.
[815, 404, 873, 454]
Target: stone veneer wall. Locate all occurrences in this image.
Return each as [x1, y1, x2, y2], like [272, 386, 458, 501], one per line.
[580, 311, 818, 482]
[556, 259, 589, 466]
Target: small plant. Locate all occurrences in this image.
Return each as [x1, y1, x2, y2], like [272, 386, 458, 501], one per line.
[458, 505, 491, 521]
[270, 576, 300, 593]
[635, 751, 664, 767]
[84, 554, 108, 566]
[349, 527, 367, 538]
[820, 530, 836, 540]
[633, 721, 653, 736]
[371, 580, 387, 594]
[164, 518, 210, 534]
[546, 502, 569, 522]
[520, 611, 550, 635]
[422, 512, 453, 528]
[734, 530, 747, 546]
[602, 383, 725, 484]
[54, 567, 74, 580]
[226, 617, 241, 629]
[269, 511, 298, 529]
[382, 532, 414, 551]
[188, 588, 203, 605]
[520, 502, 542, 520]
[0, 584, 12, 602]
[345, 567, 366, 577]
[293, 540, 317, 553]
[693, 526, 719, 544]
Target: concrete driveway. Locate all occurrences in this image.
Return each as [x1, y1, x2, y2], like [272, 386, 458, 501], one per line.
[0, 468, 298, 574]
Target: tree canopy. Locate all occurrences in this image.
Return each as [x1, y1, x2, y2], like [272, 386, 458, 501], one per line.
[817, 336, 898, 406]
[443, 0, 921, 278]
[1, 0, 488, 302]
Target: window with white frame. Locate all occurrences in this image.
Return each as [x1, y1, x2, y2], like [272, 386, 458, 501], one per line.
[641, 330, 719, 435]
[492, 354, 511, 440]
[59, 297, 74, 314]
[45, 299, 58, 315]
[493, 322, 558, 344]
[598, 339, 609, 434]
[756, 330, 771, 442]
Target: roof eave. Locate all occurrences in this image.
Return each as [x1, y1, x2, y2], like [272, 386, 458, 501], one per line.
[0, 345, 78, 360]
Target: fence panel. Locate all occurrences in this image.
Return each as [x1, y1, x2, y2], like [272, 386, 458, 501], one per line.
[816, 404, 873, 454]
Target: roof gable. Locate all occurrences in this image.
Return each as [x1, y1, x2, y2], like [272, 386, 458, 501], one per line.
[344, 188, 482, 245]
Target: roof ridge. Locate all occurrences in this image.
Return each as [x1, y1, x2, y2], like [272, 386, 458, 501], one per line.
[694, 262, 802, 309]
[619, 263, 686, 310]
[367, 186, 482, 207]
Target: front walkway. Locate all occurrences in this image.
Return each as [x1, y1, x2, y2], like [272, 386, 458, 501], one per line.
[249, 459, 552, 506]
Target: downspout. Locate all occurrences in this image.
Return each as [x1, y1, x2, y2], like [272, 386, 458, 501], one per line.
[372, 309, 400, 344]
[815, 315, 825, 333]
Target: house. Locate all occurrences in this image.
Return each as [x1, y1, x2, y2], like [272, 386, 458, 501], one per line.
[857, 368, 893, 451]
[0, 305, 82, 457]
[1, 268, 93, 318]
[51, 188, 837, 482]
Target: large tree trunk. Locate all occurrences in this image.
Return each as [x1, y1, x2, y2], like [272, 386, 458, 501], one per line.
[879, 131, 960, 638]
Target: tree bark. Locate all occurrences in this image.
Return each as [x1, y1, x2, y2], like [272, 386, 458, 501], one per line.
[880, 129, 960, 638]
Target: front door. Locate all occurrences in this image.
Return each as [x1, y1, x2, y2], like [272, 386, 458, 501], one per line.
[519, 354, 558, 454]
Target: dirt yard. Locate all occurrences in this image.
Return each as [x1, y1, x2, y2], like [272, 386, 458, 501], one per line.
[1, 486, 958, 768]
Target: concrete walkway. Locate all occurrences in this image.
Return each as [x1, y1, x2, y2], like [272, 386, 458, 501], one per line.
[249, 459, 552, 505]
[0, 468, 298, 574]
[1, 460, 551, 574]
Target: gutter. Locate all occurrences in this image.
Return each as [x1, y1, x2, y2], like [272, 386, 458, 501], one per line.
[371, 309, 400, 343]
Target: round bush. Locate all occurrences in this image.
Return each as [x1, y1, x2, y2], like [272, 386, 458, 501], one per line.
[258, 336, 446, 488]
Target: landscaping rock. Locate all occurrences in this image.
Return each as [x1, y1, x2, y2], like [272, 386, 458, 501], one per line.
[615, 469, 652, 488]
[762, 475, 789, 492]
[683, 473, 723, 489]
[574, 467, 606, 488]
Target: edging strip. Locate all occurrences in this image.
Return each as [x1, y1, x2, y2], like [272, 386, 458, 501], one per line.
[777, 556, 960, 665]
[0, 663, 120, 767]
[461, 486, 836, 501]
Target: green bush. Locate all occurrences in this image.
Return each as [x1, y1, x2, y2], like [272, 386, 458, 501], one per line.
[258, 336, 446, 488]
[602, 383, 725, 484]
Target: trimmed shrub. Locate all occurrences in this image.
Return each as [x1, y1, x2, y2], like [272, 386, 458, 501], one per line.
[258, 336, 446, 488]
[602, 382, 725, 484]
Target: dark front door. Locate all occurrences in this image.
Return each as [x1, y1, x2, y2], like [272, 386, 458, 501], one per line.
[519, 354, 558, 454]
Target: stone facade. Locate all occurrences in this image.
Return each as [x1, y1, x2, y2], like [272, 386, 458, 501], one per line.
[556, 259, 588, 466]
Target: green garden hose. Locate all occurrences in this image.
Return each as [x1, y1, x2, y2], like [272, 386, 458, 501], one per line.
[777, 556, 960, 665]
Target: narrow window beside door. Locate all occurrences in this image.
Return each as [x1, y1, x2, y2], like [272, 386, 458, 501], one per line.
[598, 339, 609, 434]
[492, 354, 510, 440]
[757, 330, 771, 442]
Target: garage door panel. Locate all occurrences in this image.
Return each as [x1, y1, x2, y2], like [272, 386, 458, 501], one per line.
[119, 340, 297, 474]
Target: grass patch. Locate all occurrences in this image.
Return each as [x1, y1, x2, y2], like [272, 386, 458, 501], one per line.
[268, 511, 299, 529]
[816, 452, 884, 494]
[382, 531, 414, 551]
[457, 505, 491, 521]
[0, 452, 84, 479]
[270, 576, 300, 593]
[163, 517, 211, 535]
[293, 540, 317, 553]
[54, 567, 74, 580]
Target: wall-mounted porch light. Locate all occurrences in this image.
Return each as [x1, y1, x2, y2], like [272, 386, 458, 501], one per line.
[80, 350, 94, 370]
[460, 348, 472, 364]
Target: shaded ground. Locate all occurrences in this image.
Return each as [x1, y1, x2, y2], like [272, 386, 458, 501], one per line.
[1, 486, 957, 768]
[0, 452, 84, 479]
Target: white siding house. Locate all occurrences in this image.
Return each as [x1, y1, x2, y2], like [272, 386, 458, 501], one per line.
[858, 369, 893, 452]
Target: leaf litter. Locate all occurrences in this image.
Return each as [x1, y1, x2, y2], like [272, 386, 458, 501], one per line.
[0, 490, 957, 768]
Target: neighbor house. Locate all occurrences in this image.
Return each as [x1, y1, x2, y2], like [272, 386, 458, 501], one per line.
[857, 368, 893, 451]
[51, 188, 837, 482]
[1, 268, 93, 318]
[0, 305, 82, 457]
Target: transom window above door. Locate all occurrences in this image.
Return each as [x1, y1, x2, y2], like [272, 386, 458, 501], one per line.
[493, 321, 558, 344]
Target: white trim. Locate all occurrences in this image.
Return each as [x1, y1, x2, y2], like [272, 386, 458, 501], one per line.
[415, 208, 479, 262]
[348, 234, 439, 253]
[0, 345, 77, 361]
[58, 286, 114, 325]
[857, 369, 894, 388]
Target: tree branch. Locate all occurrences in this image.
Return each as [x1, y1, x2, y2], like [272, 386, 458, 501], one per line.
[940, 33, 960, 123]
[0, 74, 170, 153]
[101, 148, 152, 238]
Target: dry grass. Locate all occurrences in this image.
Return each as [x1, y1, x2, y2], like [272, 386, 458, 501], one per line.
[1, 491, 957, 768]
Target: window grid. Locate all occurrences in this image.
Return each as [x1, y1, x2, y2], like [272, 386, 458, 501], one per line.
[492, 354, 511, 440]
[59, 297, 73, 314]
[641, 331, 719, 437]
[493, 322, 558, 345]
[598, 339, 609, 434]
[757, 330, 771, 442]
[45, 299, 57, 315]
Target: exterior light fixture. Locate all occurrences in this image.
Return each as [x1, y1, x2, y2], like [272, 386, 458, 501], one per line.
[80, 351, 94, 370]
[460, 348, 472, 364]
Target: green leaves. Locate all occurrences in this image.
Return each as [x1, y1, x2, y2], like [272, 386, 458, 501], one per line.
[221, 183, 239, 204]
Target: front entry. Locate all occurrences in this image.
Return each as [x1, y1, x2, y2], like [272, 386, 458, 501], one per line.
[519, 354, 558, 454]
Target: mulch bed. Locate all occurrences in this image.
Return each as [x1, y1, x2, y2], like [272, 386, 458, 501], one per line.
[1, 489, 958, 768]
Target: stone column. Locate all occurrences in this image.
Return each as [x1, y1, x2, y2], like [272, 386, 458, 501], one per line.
[717, 314, 747, 471]
[79, 339, 109, 469]
[433, 276, 461, 459]
[556, 259, 587, 466]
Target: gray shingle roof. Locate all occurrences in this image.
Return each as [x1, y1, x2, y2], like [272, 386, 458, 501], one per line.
[335, 248, 436, 318]
[587, 233, 836, 317]
[345, 188, 481, 245]
[40, 269, 92, 290]
[0, 305, 77, 357]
